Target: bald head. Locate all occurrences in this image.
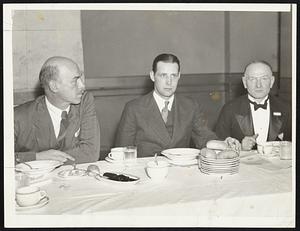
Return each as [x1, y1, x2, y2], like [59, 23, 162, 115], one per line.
[244, 61, 273, 77]
[39, 56, 79, 89]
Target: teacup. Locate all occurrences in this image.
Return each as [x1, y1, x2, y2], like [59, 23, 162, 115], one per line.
[257, 142, 277, 156]
[146, 160, 169, 181]
[108, 147, 125, 161]
[16, 186, 47, 207]
[280, 141, 292, 160]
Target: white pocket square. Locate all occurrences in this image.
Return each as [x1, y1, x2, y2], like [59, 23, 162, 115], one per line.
[273, 112, 282, 116]
[74, 128, 80, 137]
[277, 133, 284, 140]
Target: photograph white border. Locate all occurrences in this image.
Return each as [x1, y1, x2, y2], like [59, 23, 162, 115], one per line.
[3, 3, 296, 227]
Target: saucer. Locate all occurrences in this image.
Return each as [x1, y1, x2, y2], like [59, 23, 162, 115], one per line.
[105, 156, 125, 164]
[16, 196, 49, 211]
[57, 169, 86, 179]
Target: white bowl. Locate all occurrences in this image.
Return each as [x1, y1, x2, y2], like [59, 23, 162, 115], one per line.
[161, 148, 200, 161]
[15, 160, 62, 178]
[146, 160, 169, 181]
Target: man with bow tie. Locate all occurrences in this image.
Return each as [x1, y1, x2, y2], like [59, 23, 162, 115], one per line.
[215, 61, 291, 150]
[14, 56, 100, 164]
[115, 53, 240, 157]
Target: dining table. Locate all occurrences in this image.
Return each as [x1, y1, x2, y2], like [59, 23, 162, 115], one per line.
[12, 151, 294, 227]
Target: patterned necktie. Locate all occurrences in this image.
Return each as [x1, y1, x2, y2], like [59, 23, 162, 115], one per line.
[249, 97, 269, 111]
[57, 111, 69, 147]
[161, 101, 169, 124]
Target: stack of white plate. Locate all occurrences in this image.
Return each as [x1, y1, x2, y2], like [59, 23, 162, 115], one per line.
[199, 155, 240, 175]
[161, 148, 200, 166]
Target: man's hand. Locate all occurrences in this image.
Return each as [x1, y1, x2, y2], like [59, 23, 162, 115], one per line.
[225, 137, 241, 153]
[241, 134, 259, 151]
[36, 149, 75, 162]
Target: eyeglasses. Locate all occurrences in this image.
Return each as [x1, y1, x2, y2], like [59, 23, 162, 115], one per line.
[157, 73, 180, 80]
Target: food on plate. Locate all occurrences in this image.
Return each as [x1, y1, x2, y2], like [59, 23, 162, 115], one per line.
[201, 147, 239, 160]
[206, 140, 228, 150]
[103, 172, 137, 182]
[58, 169, 86, 178]
[217, 150, 239, 159]
[200, 148, 217, 159]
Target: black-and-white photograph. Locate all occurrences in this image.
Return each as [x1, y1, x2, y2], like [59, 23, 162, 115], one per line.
[4, 3, 296, 227]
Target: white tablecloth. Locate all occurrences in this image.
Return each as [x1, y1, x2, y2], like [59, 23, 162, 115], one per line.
[13, 152, 294, 227]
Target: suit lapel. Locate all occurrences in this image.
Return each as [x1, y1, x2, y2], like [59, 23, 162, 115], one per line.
[144, 93, 172, 145]
[170, 96, 186, 145]
[235, 96, 254, 137]
[32, 96, 58, 150]
[268, 96, 283, 141]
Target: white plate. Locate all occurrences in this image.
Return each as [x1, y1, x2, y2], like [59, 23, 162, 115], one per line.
[161, 148, 200, 160]
[200, 156, 240, 163]
[16, 160, 62, 175]
[94, 172, 140, 185]
[200, 168, 239, 175]
[57, 169, 87, 179]
[168, 158, 198, 166]
[200, 161, 239, 167]
[16, 196, 49, 211]
[105, 156, 125, 164]
[200, 165, 239, 171]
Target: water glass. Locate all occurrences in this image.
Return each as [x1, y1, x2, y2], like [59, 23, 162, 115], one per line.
[280, 141, 292, 160]
[124, 146, 137, 162]
[15, 172, 30, 189]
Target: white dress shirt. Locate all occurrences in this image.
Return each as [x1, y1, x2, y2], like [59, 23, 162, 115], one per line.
[45, 97, 70, 138]
[153, 91, 174, 112]
[248, 94, 270, 144]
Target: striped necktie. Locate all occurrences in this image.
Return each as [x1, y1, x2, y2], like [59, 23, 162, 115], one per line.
[57, 111, 69, 148]
[161, 101, 169, 124]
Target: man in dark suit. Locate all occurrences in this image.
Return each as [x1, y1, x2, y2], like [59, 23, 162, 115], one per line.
[215, 61, 291, 150]
[14, 56, 100, 164]
[115, 53, 240, 157]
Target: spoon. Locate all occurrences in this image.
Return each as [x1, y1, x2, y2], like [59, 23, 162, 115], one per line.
[21, 162, 37, 170]
[72, 162, 77, 170]
[154, 153, 158, 166]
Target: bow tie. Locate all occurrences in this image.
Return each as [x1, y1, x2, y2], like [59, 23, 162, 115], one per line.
[249, 97, 268, 111]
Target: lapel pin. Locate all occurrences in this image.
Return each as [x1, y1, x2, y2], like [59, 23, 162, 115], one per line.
[273, 112, 281, 116]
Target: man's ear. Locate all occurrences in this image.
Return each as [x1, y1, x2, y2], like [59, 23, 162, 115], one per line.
[270, 75, 275, 88]
[242, 76, 247, 89]
[150, 71, 155, 82]
[48, 80, 58, 93]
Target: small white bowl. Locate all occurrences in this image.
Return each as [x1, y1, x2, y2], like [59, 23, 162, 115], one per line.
[146, 160, 169, 181]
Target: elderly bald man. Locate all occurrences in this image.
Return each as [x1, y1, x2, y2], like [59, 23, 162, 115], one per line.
[215, 61, 291, 151]
[14, 56, 100, 164]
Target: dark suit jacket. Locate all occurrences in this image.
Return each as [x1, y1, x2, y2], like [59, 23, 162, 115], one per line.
[14, 91, 100, 164]
[215, 94, 291, 142]
[115, 91, 217, 157]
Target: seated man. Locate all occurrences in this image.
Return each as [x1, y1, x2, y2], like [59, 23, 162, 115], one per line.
[215, 61, 291, 150]
[14, 56, 100, 164]
[115, 53, 240, 157]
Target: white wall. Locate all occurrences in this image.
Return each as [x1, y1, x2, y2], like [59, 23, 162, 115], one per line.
[12, 10, 84, 92]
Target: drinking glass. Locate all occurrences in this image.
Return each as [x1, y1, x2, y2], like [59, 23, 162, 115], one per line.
[280, 141, 292, 160]
[124, 146, 137, 162]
